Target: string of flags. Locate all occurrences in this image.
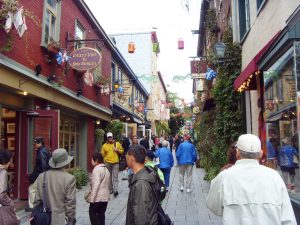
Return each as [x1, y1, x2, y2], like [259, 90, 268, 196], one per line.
[55, 50, 71, 65]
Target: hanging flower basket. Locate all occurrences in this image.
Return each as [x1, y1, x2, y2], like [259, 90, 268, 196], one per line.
[47, 40, 61, 55]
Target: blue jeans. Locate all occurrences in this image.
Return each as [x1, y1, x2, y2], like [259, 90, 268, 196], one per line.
[160, 168, 171, 187]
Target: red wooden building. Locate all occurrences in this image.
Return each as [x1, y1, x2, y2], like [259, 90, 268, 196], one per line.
[0, 0, 115, 199]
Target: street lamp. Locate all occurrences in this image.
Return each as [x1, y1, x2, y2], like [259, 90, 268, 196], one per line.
[214, 42, 226, 60]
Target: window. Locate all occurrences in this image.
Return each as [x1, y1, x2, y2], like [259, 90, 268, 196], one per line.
[238, 0, 250, 41]
[74, 20, 85, 49]
[42, 0, 61, 45]
[59, 119, 80, 168]
[118, 68, 123, 83]
[256, 0, 265, 11]
[111, 63, 116, 82]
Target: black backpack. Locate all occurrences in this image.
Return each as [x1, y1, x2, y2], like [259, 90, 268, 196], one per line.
[145, 165, 167, 202]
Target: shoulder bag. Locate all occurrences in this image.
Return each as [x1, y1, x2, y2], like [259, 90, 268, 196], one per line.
[30, 172, 51, 225]
[149, 181, 173, 225]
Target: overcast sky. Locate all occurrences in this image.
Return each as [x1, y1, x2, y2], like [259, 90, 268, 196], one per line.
[85, 0, 201, 103]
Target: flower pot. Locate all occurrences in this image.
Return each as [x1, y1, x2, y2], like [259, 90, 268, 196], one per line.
[47, 45, 59, 55]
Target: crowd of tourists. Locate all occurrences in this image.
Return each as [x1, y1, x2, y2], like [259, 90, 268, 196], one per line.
[0, 132, 298, 225]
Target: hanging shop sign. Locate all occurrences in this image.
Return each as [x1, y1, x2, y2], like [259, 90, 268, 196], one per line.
[190, 60, 207, 74]
[68, 47, 101, 71]
[122, 84, 133, 96]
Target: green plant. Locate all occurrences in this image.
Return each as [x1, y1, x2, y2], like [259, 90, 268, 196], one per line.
[66, 167, 88, 189]
[95, 128, 105, 139]
[194, 28, 242, 181]
[105, 120, 123, 142]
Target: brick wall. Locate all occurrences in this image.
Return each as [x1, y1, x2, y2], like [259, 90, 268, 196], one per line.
[0, 0, 111, 108]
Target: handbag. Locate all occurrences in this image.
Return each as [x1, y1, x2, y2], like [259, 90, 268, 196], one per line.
[30, 172, 51, 225]
[0, 193, 19, 225]
[293, 155, 299, 164]
[150, 181, 173, 225]
[84, 189, 91, 203]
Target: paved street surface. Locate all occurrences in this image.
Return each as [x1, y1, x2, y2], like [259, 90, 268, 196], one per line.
[19, 164, 222, 225]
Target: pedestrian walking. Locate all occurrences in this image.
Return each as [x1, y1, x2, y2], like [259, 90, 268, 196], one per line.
[27, 136, 51, 211]
[206, 134, 297, 225]
[176, 134, 197, 193]
[87, 153, 110, 225]
[140, 135, 150, 150]
[220, 141, 237, 171]
[174, 134, 183, 152]
[0, 149, 19, 225]
[33, 148, 76, 225]
[145, 150, 164, 183]
[155, 140, 174, 191]
[101, 132, 124, 196]
[125, 145, 159, 225]
[279, 137, 298, 190]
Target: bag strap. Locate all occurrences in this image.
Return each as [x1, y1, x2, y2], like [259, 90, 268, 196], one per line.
[148, 174, 165, 214]
[42, 172, 49, 211]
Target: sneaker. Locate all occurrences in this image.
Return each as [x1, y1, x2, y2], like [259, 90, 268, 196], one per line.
[114, 191, 119, 197]
[180, 186, 184, 191]
[186, 188, 191, 193]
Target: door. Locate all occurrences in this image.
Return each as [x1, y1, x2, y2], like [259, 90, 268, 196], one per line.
[18, 110, 59, 199]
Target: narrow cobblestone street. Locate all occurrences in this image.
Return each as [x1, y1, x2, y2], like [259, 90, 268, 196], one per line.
[19, 163, 222, 225]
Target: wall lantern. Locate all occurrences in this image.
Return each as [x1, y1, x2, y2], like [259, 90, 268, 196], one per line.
[113, 81, 120, 91]
[214, 42, 226, 60]
[128, 42, 135, 53]
[178, 38, 184, 50]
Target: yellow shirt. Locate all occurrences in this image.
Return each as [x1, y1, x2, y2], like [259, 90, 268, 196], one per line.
[101, 142, 124, 163]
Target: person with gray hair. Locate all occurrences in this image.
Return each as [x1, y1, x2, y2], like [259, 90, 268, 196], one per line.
[206, 134, 296, 225]
[155, 140, 174, 191]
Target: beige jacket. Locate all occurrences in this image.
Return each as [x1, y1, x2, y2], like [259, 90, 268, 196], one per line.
[0, 167, 8, 194]
[88, 164, 110, 203]
[34, 169, 76, 225]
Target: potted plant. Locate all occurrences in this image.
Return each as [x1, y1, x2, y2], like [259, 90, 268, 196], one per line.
[47, 38, 61, 55]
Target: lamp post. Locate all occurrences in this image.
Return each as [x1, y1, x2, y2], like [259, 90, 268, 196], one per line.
[214, 42, 226, 61]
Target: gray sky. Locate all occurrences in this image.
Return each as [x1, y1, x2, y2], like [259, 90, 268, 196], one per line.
[85, 0, 201, 103]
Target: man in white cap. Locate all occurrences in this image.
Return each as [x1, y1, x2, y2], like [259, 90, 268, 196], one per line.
[101, 132, 124, 196]
[206, 134, 296, 225]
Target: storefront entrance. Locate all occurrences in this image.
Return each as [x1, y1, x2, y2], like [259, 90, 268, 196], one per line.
[18, 109, 59, 199]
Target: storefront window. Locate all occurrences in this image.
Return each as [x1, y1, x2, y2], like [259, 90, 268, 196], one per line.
[59, 119, 80, 168]
[264, 43, 299, 200]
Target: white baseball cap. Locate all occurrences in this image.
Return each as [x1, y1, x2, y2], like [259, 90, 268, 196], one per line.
[107, 132, 113, 138]
[236, 134, 261, 153]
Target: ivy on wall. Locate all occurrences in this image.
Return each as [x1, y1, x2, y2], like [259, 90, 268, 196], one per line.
[195, 28, 242, 181]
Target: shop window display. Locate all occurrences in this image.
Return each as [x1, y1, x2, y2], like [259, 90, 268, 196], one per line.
[264, 43, 300, 201]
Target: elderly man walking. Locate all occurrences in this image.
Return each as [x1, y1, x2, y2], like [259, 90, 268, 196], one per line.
[206, 134, 297, 225]
[176, 134, 197, 193]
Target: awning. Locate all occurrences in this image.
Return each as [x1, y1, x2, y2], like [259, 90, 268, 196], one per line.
[234, 31, 282, 91]
[133, 116, 143, 124]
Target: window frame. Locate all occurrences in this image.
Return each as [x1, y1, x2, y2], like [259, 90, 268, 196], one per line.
[74, 19, 85, 49]
[41, 0, 61, 46]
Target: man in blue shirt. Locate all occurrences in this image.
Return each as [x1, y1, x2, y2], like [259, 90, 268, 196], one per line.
[176, 134, 197, 193]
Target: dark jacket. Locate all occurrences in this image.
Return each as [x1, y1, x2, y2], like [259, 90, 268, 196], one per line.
[140, 139, 150, 150]
[126, 167, 159, 225]
[29, 146, 51, 184]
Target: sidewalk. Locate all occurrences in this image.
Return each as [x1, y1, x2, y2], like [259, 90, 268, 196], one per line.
[19, 166, 222, 225]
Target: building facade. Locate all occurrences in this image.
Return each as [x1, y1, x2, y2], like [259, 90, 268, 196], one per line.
[0, 0, 148, 200]
[232, 0, 300, 219]
[110, 31, 165, 136]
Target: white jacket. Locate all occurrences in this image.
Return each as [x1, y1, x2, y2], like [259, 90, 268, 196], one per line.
[206, 159, 297, 225]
